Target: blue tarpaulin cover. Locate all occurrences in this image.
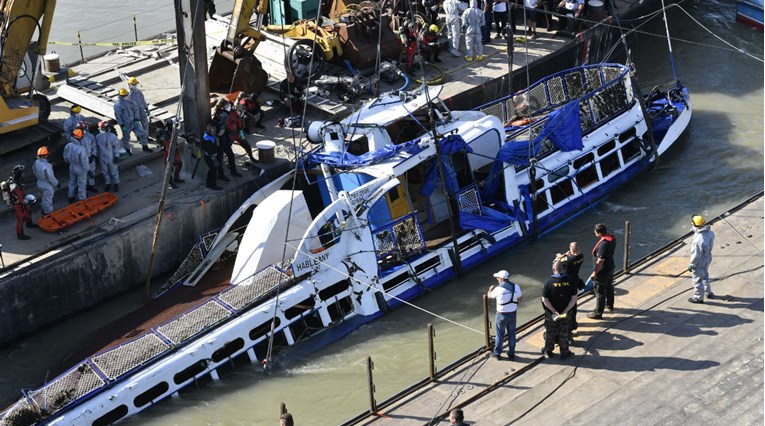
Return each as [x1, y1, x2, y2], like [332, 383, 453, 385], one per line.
[497, 100, 583, 166]
[418, 134, 474, 198]
[459, 205, 515, 232]
[303, 139, 424, 170]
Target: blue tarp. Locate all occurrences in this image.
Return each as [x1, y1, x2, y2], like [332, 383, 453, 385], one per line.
[498, 100, 583, 167]
[304, 138, 424, 170]
[459, 205, 515, 232]
[418, 134, 474, 198]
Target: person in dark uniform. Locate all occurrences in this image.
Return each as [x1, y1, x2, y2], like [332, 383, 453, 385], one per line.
[587, 223, 616, 319]
[556, 241, 584, 339]
[201, 124, 222, 190]
[541, 260, 577, 359]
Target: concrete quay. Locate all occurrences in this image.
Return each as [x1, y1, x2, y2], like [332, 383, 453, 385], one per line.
[0, 16, 610, 345]
[345, 193, 764, 425]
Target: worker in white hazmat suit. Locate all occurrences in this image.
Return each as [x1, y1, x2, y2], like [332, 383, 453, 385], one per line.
[32, 146, 59, 215]
[443, 0, 467, 56]
[96, 121, 122, 192]
[462, 0, 486, 62]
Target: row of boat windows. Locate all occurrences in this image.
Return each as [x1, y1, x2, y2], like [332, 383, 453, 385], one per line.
[91, 282, 357, 426]
[533, 131, 642, 213]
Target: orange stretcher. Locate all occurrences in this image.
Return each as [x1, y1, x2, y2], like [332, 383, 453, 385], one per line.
[37, 192, 118, 233]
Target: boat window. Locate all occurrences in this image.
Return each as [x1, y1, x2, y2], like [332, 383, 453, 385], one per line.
[93, 405, 129, 426]
[383, 271, 410, 291]
[620, 139, 641, 163]
[450, 152, 474, 188]
[316, 215, 344, 249]
[573, 153, 594, 169]
[550, 179, 575, 205]
[289, 311, 324, 342]
[211, 338, 245, 363]
[597, 140, 616, 157]
[249, 318, 280, 342]
[600, 152, 620, 178]
[133, 382, 170, 408]
[534, 178, 545, 192]
[548, 165, 570, 183]
[284, 297, 316, 320]
[253, 330, 289, 360]
[174, 360, 208, 385]
[414, 257, 441, 274]
[576, 165, 598, 189]
[327, 296, 354, 323]
[532, 188, 549, 213]
[619, 127, 637, 143]
[347, 135, 369, 155]
[319, 280, 351, 301]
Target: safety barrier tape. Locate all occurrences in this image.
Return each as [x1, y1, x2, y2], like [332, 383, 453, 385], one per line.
[48, 38, 177, 47]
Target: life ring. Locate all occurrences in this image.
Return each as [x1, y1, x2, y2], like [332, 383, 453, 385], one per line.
[507, 117, 531, 127]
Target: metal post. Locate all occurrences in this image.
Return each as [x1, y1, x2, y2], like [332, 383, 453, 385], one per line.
[482, 294, 491, 351]
[0, 244, 4, 268]
[133, 14, 139, 42]
[367, 356, 377, 415]
[76, 31, 84, 63]
[428, 323, 436, 381]
[175, 0, 211, 178]
[623, 220, 631, 274]
[280, 402, 287, 415]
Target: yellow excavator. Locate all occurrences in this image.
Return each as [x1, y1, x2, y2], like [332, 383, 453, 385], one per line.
[208, 0, 270, 94]
[209, 0, 346, 93]
[0, 0, 56, 134]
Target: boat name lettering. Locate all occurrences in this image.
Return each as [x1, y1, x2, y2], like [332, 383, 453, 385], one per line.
[296, 251, 331, 272]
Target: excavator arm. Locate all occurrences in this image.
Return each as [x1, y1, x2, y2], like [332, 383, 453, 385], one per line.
[208, 0, 269, 94]
[0, 0, 55, 134]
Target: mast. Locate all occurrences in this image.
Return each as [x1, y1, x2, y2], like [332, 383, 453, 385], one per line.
[659, 0, 679, 83]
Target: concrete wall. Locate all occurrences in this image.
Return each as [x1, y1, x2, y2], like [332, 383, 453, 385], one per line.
[0, 162, 291, 345]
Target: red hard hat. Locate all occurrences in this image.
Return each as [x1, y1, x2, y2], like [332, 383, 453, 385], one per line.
[77, 121, 88, 129]
[98, 121, 110, 129]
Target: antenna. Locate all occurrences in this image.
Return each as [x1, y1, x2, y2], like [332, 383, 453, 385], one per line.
[659, 0, 680, 84]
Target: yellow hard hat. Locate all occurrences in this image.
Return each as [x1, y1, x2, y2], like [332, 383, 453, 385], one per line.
[691, 215, 705, 227]
[70, 105, 81, 113]
[72, 128, 84, 139]
[429, 24, 439, 33]
[118, 88, 129, 96]
[128, 76, 138, 85]
[37, 146, 49, 157]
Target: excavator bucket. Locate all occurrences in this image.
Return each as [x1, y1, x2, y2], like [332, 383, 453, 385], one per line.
[209, 47, 269, 94]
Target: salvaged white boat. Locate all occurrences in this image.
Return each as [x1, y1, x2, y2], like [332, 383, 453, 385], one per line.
[0, 62, 690, 425]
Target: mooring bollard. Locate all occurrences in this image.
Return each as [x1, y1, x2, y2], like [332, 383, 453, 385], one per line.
[367, 356, 377, 415]
[482, 295, 491, 351]
[623, 220, 631, 274]
[428, 323, 437, 381]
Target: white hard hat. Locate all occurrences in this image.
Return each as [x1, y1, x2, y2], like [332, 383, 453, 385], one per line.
[24, 194, 36, 204]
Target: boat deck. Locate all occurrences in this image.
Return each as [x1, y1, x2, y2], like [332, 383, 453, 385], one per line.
[55, 266, 234, 376]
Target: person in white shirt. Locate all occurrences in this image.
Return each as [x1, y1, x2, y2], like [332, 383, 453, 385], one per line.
[556, 0, 584, 31]
[487, 269, 523, 360]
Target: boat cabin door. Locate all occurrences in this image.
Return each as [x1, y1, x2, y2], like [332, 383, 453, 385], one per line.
[386, 175, 411, 220]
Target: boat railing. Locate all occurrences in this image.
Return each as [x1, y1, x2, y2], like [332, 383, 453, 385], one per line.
[476, 63, 634, 141]
[372, 213, 427, 269]
[0, 265, 292, 424]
